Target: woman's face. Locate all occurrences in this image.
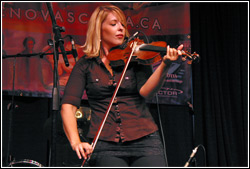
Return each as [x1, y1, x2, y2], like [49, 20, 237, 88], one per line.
[101, 12, 125, 51]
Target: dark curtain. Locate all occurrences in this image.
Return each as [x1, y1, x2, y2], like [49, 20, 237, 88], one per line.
[190, 2, 248, 166]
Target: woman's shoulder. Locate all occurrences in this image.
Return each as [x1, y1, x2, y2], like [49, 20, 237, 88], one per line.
[74, 55, 97, 70]
[77, 55, 95, 64]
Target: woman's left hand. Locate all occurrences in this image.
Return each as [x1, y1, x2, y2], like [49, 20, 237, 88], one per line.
[162, 44, 184, 65]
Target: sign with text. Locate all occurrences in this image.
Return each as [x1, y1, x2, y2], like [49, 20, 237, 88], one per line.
[2, 2, 191, 105]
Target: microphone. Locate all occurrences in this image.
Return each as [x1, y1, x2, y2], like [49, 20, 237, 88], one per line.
[69, 36, 78, 62]
[120, 31, 139, 49]
[58, 37, 69, 67]
[184, 146, 198, 167]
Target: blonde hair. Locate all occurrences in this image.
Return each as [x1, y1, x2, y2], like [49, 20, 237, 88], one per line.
[83, 5, 129, 58]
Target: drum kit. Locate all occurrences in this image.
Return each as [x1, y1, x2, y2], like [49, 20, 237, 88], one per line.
[8, 159, 44, 167]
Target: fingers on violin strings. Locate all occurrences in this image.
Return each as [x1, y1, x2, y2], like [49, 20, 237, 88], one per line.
[173, 48, 178, 56]
[178, 50, 182, 55]
[166, 45, 170, 56]
[169, 48, 173, 56]
[177, 44, 184, 50]
[174, 44, 183, 50]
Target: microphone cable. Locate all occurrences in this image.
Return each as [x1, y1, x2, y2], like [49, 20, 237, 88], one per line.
[155, 93, 169, 167]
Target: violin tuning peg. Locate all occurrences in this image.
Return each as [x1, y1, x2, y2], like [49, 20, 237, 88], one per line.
[181, 56, 187, 62]
[193, 52, 200, 63]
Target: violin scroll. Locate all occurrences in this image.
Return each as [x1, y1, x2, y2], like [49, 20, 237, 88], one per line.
[181, 50, 200, 64]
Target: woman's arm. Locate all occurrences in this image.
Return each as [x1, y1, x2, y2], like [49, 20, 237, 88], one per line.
[140, 45, 183, 99]
[61, 103, 92, 159]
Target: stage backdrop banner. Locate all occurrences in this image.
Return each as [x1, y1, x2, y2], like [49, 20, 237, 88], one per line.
[2, 2, 191, 105]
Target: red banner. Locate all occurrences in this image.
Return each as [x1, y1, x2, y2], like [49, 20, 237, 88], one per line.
[2, 2, 191, 104]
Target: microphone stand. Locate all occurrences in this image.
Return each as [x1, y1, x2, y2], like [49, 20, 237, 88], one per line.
[46, 2, 69, 166]
[3, 55, 17, 166]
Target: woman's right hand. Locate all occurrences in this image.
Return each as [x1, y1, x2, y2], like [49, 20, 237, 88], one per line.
[71, 142, 93, 160]
[61, 104, 92, 159]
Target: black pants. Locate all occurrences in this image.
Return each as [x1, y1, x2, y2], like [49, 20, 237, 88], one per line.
[93, 155, 166, 167]
[89, 131, 167, 167]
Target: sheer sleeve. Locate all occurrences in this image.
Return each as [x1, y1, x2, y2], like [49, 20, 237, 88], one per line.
[61, 57, 89, 108]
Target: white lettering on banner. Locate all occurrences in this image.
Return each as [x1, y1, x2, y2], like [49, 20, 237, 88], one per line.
[10, 8, 21, 19]
[166, 79, 183, 84]
[5, 7, 90, 24]
[78, 13, 88, 24]
[41, 10, 49, 20]
[167, 73, 178, 79]
[5, 7, 162, 31]
[127, 16, 161, 30]
[152, 18, 161, 30]
[158, 88, 183, 97]
[140, 17, 149, 29]
[25, 9, 37, 20]
[55, 10, 63, 22]
[166, 73, 183, 84]
[67, 12, 75, 23]
[126, 17, 134, 28]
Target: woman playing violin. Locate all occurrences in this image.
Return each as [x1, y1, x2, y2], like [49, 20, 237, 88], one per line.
[60, 5, 183, 167]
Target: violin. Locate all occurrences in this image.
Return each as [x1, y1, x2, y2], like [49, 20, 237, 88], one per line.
[107, 38, 200, 67]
